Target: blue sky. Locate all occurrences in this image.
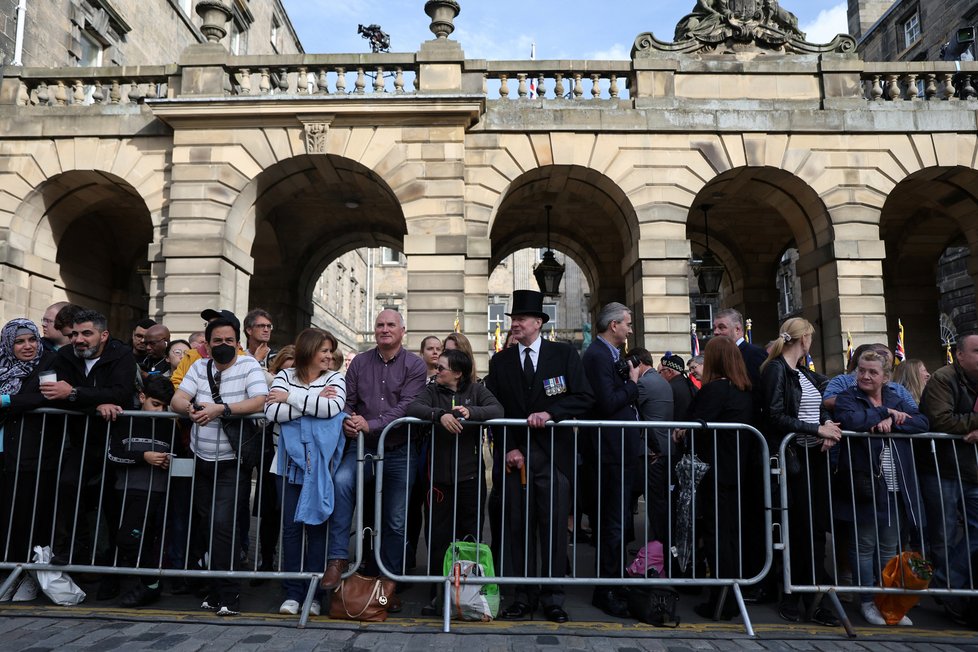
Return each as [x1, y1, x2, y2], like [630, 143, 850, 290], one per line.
[281, 1, 850, 59]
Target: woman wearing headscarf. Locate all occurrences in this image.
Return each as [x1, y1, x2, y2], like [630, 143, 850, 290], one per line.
[0, 318, 58, 564]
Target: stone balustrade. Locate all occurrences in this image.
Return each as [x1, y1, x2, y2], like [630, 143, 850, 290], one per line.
[860, 63, 978, 101]
[223, 55, 419, 95]
[3, 66, 174, 107]
[472, 61, 634, 100]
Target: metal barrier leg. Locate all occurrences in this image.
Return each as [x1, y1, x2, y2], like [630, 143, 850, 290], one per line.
[298, 577, 318, 628]
[714, 586, 728, 620]
[442, 578, 452, 633]
[731, 584, 755, 638]
[0, 567, 24, 599]
[824, 590, 856, 638]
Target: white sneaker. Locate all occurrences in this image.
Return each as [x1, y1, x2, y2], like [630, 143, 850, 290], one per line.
[861, 602, 886, 626]
[309, 600, 321, 616]
[898, 614, 913, 626]
[279, 599, 300, 615]
[13, 574, 39, 602]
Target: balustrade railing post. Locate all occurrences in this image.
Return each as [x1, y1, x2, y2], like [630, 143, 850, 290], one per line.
[590, 74, 601, 99]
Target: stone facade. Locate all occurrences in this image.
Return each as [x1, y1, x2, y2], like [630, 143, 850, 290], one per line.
[1, 3, 977, 376]
[854, 0, 978, 61]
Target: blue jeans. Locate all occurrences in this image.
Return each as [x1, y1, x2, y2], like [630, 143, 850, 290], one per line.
[849, 502, 899, 604]
[327, 442, 416, 576]
[920, 474, 978, 592]
[276, 476, 327, 602]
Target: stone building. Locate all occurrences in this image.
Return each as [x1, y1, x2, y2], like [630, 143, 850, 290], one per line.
[850, 0, 978, 62]
[1, 1, 977, 375]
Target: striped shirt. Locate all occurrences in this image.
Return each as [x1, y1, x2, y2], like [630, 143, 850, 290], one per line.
[264, 367, 347, 475]
[179, 356, 268, 462]
[795, 369, 823, 448]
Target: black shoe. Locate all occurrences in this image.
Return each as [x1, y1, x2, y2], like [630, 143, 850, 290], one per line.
[694, 601, 735, 621]
[120, 583, 161, 608]
[500, 600, 535, 619]
[96, 577, 120, 601]
[778, 598, 801, 623]
[216, 594, 240, 616]
[200, 593, 220, 611]
[811, 606, 840, 627]
[742, 585, 776, 604]
[543, 605, 569, 623]
[592, 588, 630, 619]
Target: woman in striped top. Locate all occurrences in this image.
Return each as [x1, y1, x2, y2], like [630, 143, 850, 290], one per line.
[264, 328, 346, 617]
[760, 317, 843, 626]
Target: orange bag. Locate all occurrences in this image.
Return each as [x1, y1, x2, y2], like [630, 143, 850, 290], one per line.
[874, 552, 933, 625]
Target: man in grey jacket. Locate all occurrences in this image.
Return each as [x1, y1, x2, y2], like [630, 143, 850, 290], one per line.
[632, 347, 674, 543]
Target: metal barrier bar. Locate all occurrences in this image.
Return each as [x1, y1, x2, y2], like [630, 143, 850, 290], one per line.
[779, 430, 978, 636]
[373, 416, 772, 634]
[0, 408, 365, 628]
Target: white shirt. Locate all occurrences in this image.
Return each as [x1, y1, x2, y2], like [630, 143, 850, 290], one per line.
[517, 336, 542, 372]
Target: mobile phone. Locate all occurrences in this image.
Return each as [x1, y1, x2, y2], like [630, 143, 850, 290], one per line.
[192, 403, 203, 411]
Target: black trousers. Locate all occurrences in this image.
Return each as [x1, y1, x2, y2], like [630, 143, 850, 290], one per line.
[116, 489, 164, 584]
[2, 467, 56, 563]
[53, 448, 119, 564]
[427, 477, 486, 574]
[191, 458, 249, 601]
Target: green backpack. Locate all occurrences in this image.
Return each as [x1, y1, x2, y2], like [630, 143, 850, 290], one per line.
[441, 540, 500, 621]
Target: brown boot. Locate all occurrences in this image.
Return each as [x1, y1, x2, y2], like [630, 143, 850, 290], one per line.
[320, 559, 349, 590]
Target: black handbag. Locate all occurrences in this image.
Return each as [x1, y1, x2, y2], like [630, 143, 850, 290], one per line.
[205, 360, 264, 468]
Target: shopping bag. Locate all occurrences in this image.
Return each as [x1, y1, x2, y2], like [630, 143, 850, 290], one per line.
[874, 551, 932, 625]
[31, 546, 86, 606]
[442, 541, 499, 621]
[628, 540, 664, 578]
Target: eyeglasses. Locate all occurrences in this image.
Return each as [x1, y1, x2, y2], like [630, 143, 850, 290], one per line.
[252, 323, 273, 330]
[435, 364, 450, 372]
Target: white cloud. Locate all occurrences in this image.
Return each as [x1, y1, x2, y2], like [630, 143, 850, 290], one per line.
[800, 2, 849, 44]
[588, 43, 630, 60]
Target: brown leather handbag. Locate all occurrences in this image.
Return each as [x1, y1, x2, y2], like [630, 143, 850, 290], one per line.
[328, 573, 395, 622]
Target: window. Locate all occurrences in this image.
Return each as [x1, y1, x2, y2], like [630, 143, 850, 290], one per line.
[904, 12, 921, 47]
[694, 303, 713, 335]
[229, 18, 245, 55]
[381, 247, 404, 265]
[488, 303, 505, 332]
[270, 15, 281, 52]
[543, 303, 558, 328]
[78, 30, 103, 67]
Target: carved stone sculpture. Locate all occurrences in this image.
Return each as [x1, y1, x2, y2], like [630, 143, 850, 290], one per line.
[634, 0, 855, 56]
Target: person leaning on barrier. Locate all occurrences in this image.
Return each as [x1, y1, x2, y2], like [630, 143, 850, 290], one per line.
[759, 316, 842, 627]
[823, 344, 918, 414]
[264, 328, 346, 617]
[42, 309, 138, 597]
[674, 335, 753, 621]
[170, 315, 268, 616]
[484, 290, 594, 624]
[325, 309, 427, 604]
[169, 309, 244, 391]
[581, 301, 641, 620]
[103, 374, 176, 609]
[917, 332, 978, 625]
[406, 347, 503, 614]
[833, 349, 929, 627]
[0, 318, 58, 567]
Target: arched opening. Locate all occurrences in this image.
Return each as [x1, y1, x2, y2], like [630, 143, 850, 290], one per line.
[881, 166, 978, 371]
[687, 167, 833, 366]
[22, 170, 153, 335]
[236, 154, 407, 347]
[489, 165, 639, 342]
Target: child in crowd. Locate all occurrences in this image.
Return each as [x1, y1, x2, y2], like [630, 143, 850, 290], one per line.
[106, 374, 176, 607]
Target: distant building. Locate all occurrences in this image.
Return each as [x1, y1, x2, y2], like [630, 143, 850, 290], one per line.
[850, 0, 977, 61]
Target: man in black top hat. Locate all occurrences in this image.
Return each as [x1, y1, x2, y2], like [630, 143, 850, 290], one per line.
[485, 290, 593, 623]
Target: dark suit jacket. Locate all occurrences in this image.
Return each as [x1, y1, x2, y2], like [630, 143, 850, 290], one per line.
[485, 338, 594, 477]
[738, 339, 768, 390]
[581, 337, 641, 460]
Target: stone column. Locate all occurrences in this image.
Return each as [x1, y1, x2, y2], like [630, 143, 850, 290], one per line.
[634, 220, 693, 359]
[403, 234, 467, 352]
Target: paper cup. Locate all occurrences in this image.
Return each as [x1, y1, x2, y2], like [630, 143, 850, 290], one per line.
[39, 371, 57, 384]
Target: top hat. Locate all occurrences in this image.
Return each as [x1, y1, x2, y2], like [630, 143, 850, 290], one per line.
[506, 290, 550, 323]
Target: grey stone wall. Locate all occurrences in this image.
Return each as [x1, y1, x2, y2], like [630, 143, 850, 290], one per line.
[0, 0, 17, 65]
[857, 0, 977, 61]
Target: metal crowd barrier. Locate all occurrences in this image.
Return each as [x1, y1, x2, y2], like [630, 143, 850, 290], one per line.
[0, 408, 365, 628]
[779, 431, 978, 637]
[374, 417, 772, 634]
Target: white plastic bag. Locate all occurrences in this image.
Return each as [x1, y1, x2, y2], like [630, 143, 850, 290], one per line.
[450, 560, 496, 621]
[31, 546, 86, 606]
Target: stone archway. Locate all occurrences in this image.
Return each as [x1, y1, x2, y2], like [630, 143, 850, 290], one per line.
[687, 166, 834, 366]
[230, 154, 407, 345]
[880, 166, 978, 370]
[488, 164, 640, 338]
[13, 170, 153, 335]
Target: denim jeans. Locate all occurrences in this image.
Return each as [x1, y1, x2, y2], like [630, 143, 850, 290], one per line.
[919, 473, 978, 592]
[849, 501, 899, 604]
[327, 442, 416, 576]
[276, 476, 327, 602]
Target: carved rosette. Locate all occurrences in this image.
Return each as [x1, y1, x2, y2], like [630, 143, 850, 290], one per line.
[304, 123, 330, 154]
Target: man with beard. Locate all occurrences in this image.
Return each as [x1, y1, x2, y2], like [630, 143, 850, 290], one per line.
[140, 323, 172, 378]
[40, 309, 138, 598]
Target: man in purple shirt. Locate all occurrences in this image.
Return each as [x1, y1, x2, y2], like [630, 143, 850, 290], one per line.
[320, 309, 427, 601]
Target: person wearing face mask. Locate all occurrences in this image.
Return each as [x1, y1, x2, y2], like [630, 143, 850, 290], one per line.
[171, 315, 268, 616]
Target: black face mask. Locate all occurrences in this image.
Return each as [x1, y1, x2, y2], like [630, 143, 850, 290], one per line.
[211, 344, 236, 365]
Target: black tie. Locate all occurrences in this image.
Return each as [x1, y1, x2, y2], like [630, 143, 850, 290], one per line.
[523, 348, 534, 386]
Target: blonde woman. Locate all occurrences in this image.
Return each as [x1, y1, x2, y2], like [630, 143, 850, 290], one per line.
[891, 358, 930, 405]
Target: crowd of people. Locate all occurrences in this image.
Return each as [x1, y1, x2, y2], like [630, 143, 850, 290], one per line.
[0, 294, 975, 628]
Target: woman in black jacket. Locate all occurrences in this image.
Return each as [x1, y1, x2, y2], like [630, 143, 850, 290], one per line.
[0, 318, 58, 566]
[761, 317, 842, 626]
